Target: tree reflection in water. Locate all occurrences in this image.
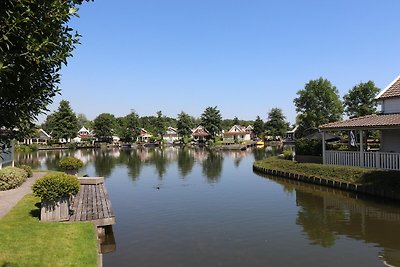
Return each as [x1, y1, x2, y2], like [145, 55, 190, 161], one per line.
[202, 152, 224, 183]
[177, 148, 195, 178]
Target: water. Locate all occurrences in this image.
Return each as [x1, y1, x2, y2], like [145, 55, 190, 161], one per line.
[17, 147, 400, 267]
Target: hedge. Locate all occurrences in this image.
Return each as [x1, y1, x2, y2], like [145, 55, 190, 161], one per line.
[0, 167, 28, 191]
[58, 156, 84, 171]
[32, 172, 80, 201]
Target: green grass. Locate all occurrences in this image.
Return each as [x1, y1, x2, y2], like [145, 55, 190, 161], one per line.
[0, 194, 97, 267]
[254, 157, 400, 191]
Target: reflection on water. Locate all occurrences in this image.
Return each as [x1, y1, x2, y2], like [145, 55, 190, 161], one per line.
[16, 147, 400, 267]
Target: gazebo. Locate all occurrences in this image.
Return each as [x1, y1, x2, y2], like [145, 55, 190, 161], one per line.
[319, 75, 400, 170]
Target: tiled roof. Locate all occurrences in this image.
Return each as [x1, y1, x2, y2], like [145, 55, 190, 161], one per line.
[376, 75, 400, 99]
[319, 113, 400, 130]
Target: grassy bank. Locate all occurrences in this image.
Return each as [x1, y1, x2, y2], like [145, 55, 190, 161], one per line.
[254, 157, 400, 191]
[0, 194, 97, 267]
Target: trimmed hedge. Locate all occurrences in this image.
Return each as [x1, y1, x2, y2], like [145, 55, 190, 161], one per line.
[32, 172, 80, 201]
[0, 167, 28, 191]
[15, 164, 33, 177]
[58, 156, 84, 171]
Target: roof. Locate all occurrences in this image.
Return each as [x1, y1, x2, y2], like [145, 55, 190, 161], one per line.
[319, 113, 400, 130]
[376, 75, 400, 100]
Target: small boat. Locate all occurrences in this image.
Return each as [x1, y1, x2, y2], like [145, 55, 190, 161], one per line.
[256, 141, 265, 146]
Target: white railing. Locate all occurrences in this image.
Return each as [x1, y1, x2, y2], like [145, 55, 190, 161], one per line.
[325, 150, 400, 171]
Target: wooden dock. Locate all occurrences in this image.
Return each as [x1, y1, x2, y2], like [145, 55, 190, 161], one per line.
[69, 177, 115, 227]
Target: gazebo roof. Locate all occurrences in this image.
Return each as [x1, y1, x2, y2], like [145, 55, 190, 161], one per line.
[376, 75, 400, 99]
[319, 113, 400, 131]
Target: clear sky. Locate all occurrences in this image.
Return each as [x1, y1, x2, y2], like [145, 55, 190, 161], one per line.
[42, 0, 400, 124]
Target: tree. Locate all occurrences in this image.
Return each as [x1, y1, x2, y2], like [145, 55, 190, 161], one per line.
[0, 0, 91, 147]
[116, 112, 140, 143]
[232, 116, 240, 126]
[200, 106, 222, 139]
[177, 111, 194, 140]
[294, 78, 343, 135]
[253, 116, 265, 138]
[343, 81, 380, 118]
[93, 113, 116, 142]
[155, 111, 166, 139]
[48, 100, 78, 140]
[77, 113, 93, 129]
[265, 108, 289, 137]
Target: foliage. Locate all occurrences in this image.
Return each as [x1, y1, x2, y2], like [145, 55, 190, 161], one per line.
[58, 156, 83, 170]
[0, 167, 28, 191]
[66, 143, 77, 150]
[254, 157, 400, 190]
[0, 194, 97, 267]
[177, 111, 194, 139]
[343, 81, 380, 118]
[200, 106, 222, 139]
[15, 164, 33, 177]
[265, 108, 289, 137]
[294, 78, 343, 135]
[0, 0, 91, 148]
[295, 138, 322, 156]
[220, 118, 254, 131]
[155, 111, 166, 138]
[76, 113, 93, 129]
[32, 172, 80, 201]
[47, 100, 79, 140]
[93, 113, 116, 142]
[253, 116, 265, 138]
[232, 116, 240, 126]
[116, 111, 140, 142]
[283, 150, 293, 160]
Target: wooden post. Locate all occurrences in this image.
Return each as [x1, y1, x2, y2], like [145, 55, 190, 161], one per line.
[322, 131, 326, 164]
[359, 130, 364, 167]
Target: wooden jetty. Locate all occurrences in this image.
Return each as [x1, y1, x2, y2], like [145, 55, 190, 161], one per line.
[217, 141, 257, 151]
[69, 177, 115, 227]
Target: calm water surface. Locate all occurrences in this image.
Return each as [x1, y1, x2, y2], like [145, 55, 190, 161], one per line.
[18, 147, 400, 267]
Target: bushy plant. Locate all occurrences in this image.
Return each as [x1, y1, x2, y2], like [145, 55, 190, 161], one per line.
[32, 172, 80, 201]
[58, 156, 83, 171]
[295, 138, 322, 156]
[283, 149, 293, 160]
[16, 164, 33, 177]
[0, 167, 28, 191]
[66, 143, 77, 150]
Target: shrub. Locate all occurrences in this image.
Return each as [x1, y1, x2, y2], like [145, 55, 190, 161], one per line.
[66, 143, 77, 150]
[16, 164, 33, 177]
[295, 138, 322, 156]
[0, 167, 28, 191]
[32, 172, 80, 201]
[58, 156, 84, 171]
[283, 149, 293, 160]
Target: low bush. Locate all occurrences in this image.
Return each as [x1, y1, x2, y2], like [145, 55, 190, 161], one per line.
[295, 138, 322, 156]
[32, 172, 80, 201]
[15, 164, 33, 177]
[0, 167, 28, 191]
[283, 150, 293, 160]
[58, 156, 84, 171]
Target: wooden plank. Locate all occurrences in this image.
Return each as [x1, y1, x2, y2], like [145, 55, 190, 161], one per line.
[95, 184, 104, 219]
[87, 184, 94, 220]
[82, 184, 89, 221]
[103, 185, 115, 217]
[99, 185, 109, 219]
[92, 184, 98, 220]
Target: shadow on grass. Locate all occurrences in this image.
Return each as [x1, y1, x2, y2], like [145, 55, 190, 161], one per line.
[29, 202, 41, 219]
[1, 262, 19, 267]
[360, 170, 400, 190]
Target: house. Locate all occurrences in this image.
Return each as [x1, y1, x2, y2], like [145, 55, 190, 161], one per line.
[284, 126, 299, 144]
[163, 127, 179, 144]
[73, 126, 94, 143]
[192, 126, 209, 142]
[21, 128, 51, 145]
[138, 128, 152, 143]
[223, 125, 251, 142]
[319, 75, 400, 170]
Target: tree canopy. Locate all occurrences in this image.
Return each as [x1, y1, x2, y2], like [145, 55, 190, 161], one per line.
[265, 108, 289, 137]
[0, 0, 90, 146]
[200, 106, 222, 139]
[93, 113, 116, 142]
[177, 111, 194, 140]
[253, 116, 264, 138]
[46, 100, 78, 140]
[343, 81, 380, 118]
[294, 77, 343, 135]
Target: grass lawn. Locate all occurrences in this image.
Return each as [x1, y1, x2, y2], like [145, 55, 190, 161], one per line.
[254, 157, 400, 191]
[0, 194, 97, 267]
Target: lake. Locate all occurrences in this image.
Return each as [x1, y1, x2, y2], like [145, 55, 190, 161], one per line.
[17, 147, 400, 267]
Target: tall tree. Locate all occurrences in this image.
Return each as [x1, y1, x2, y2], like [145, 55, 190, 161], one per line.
[77, 113, 93, 129]
[265, 108, 289, 137]
[177, 111, 194, 140]
[117, 112, 141, 142]
[155, 111, 166, 139]
[232, 116, 240, 126]
[200, 106, 222, 139]
[49, 100, 78, 140]
[0, 0, 91, 147]
[253, 116, 265, 138]
[343, 81, 380, 118]
[294, 77, 343, 135]
[93, 113, 116, 142]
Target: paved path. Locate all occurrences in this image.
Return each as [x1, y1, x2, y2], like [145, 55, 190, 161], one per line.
[0, 171, 47, 219]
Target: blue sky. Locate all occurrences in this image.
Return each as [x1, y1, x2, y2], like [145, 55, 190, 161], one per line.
[43, 0, 400, 124]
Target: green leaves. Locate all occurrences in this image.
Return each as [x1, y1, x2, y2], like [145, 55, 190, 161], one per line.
[343, 81, 380, 118]
[32, 172, 80, 201]
[200, 106, 222, 139]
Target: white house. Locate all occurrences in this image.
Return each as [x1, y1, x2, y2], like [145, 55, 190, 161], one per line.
[319, 75, 400, 170]
[192, 126, 209, 142]
[163, 127, 179, 144]
[223, 125, 251, 142]
[138, 128, 152, 143]
[21, 128, 51, 145]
